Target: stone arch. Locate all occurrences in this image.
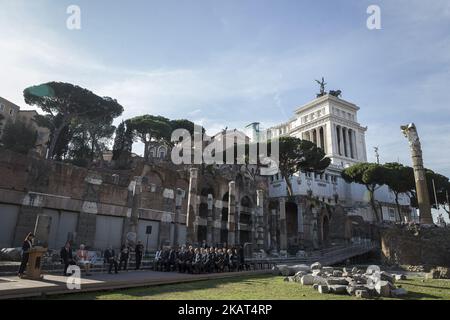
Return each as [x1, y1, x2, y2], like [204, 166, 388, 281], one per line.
[286, 202, 299, 250]
[321, 214, 330, 246]
[158, 145, 168, 159]
[200, 186, 215, 197]
[221, 192, 229, 221]
[235, 173, 245, 190]
[149, 147, 157, 158]
[140, 170, 165, 208]
[317, 206, 331, 247]
[144, 170, 164, 186]
[199, 203, 208, 219]
[239, 195, 253, 223]
[239, 195, 253, 244]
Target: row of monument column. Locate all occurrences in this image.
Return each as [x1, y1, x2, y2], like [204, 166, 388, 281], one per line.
[334, 124, 358, 159]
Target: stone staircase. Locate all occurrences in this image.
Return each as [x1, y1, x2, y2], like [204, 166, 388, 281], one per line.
[247, 242, 379, 267]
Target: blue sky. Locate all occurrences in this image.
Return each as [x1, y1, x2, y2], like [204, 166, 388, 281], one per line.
[0, 0, 449, 180]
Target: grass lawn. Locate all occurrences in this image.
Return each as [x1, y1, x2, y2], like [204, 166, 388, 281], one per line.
[52, 274, 450, 300]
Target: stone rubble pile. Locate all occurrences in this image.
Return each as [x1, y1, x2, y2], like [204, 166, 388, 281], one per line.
[275, 262, 408, 298]
[426, 267, 450, 279]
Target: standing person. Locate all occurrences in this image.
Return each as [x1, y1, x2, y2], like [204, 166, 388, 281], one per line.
[104, 246, 118, 274]
[238, 246, 246, 271]
[118, 244, 130, 271]
[17, 233, 34, 278]
[210, 248, 217, 273]
[184, 246, 194, 274]
[76, 244, 92, 276]
[223, 249, 231, 272]
[154, 246, 162, 271]
[60, 241, 75, 276]
[215, 249, 224, 272]
[230, 248, 239, 272]
[135, 241, 144, 270]
[177, 246, 186, 273]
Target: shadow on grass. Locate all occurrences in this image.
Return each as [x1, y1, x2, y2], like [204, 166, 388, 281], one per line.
[53, 274, 274, 300]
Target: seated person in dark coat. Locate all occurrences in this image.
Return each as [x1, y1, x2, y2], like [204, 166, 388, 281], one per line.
[230, 249, 239, 272]
[184, 247, 194, 274]
[192, 248, 202, 274]
[166, 248, 177, 272]
[215, 249, 225, 272]
[60, 241, 76, 276]
[161, 248, 170, 272]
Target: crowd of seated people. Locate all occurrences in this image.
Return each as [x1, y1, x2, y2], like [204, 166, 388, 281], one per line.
[58, 240, 247, 276]
[154, 245, 249, 274]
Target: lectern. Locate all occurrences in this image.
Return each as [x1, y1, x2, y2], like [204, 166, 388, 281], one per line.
[24, 214, 52, 280]
[24, 246, 47, 280]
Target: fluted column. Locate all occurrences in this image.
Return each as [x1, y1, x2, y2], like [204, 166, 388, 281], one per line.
[332, 124, 338, 155]
[347, 129, 353, 158]
[342, 127, 348, 157]
[186, 168, 199, 245]
[255, 190, 265, 249]
[338, 126, 345, 156]
[173, 188, 183, 246]
[206, 194, 214, 245]
[317, 127, 322, 149]
[227, 181, 236, 246]
[352, 130, 358, 160]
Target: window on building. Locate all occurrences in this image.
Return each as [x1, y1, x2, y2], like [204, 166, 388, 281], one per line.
[388, 208, 395, 219]
[0, 104, 4, 112]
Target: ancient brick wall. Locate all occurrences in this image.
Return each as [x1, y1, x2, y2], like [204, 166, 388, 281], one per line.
[381, 225, 450, 267]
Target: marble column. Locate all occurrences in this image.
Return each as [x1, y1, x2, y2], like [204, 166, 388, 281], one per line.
[321, 125, 327, 153]
[348, 129, 354, 159]
[206, 194, 214, 246]
[279, 197, 287, 252]
[213, 200, 222, 247]
[270, 209, 278, 252]
[352, 130, 358, 160]
[338, 126, 345, 156]
[297, 204, 304, 247]
[227, 181, 236, 246]
[173, 188, 183, 246]
[316, 127, 322, 149]
[255, 190, 265, 250]
[186, 168, 199, 245]
[342, 127, 348, 157]
[331, 124, 338, 155]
